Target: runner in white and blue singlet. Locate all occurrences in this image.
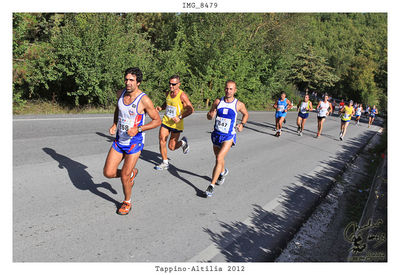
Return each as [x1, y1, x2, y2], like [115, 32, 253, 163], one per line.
[103, 67, 161, 215]
[355, 103, 363, 126]
[205, 80, 249, 197]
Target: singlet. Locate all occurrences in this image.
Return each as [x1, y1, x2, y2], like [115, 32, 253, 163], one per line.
[355, 107, 362, 116]
[318, 101, 330, 117]
[276, 98, 288, 114]
[299, 101, 312, 114]
[341, 106, 354, 121]
[370, 108, 377, 117]
[214, 97, 238, 136]
[162, 89, 184, 131]
[116, 90, 146, 146]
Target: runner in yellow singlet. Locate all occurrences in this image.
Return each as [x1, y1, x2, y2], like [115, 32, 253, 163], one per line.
[339, 100, 355, 141]
[155, 75, 194, 170]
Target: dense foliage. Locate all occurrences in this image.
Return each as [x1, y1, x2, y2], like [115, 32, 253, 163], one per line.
[13, 13, 387, 111]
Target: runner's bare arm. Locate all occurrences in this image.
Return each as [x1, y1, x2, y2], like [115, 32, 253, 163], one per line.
[179, 91, 194, 119]
[207, 98, 220, 120]
[109, 89, 124, 135]
[141, 95, 162, 131]
[236, 101, 249, 132]
[273, 100, 278, 110]
[127, 95, 161, 137]
[172, 91, 194, 123]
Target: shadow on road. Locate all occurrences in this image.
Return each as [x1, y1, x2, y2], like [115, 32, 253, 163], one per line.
[95, 131, 209, 197]
[203, 130, 376, 262]
[140, 149, 209, 198]
[42, 147, 120, 207]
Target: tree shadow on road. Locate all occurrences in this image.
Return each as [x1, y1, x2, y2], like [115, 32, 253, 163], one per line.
[42, 147, 120, 207]
[203, 130, 377, 262]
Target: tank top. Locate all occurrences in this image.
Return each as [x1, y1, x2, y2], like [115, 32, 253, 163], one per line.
[355, 107, 362, 115]
[276, 98, 288, 114]
[214, 97, 238, 135]
[162, 89, 184, 130]
[116, 90, 146, 146]
[370, 108, 377, 117]
[318, 101, 330, 117]
[299, 101, 311, 114]
[341, 106, 354, 121]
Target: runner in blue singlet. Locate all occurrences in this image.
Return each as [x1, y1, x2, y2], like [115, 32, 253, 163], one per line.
[368, 105, 378, 128]
[205, 80, 249, 197]
[273, 92, 293, 137]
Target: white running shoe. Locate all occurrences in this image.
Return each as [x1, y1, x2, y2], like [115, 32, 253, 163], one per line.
[155, 162, 169, 170]
[181, 136, 189, 154]
[216, 169, 229, 185]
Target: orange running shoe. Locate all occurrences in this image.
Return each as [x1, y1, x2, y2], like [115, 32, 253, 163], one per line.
[130, 168, 139, 186]
[118, 201, 132, 215]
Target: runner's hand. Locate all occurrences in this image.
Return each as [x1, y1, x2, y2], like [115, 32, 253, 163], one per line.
[172, 116, 181, 123]
[109, 125, 117, 135]
[127, 127, 138, 137]
[156, 106, 162, 112]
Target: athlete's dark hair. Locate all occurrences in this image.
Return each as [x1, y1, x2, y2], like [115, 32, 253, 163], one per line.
[170, 75, 180, 82]
[124, 67, 143, 83]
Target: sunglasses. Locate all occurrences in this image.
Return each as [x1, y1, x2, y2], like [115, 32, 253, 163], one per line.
[169, 82, 179, 86]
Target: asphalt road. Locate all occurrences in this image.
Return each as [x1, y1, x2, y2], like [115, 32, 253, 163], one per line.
[13, 111, 381, 262]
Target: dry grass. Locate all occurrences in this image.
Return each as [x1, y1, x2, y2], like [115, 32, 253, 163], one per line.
[13, 100, 114, 115]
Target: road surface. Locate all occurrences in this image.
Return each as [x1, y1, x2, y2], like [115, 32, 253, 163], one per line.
[13, 111, 381, 262]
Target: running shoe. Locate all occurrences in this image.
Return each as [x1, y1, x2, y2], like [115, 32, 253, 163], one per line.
[216, 169, 229, 185]
[205, 184, 215, 197]
[155, 162, 169, 170]
[340, 136, 343, 141]
[284, 119, 286, 124]
[130, 168, 139, 186]
[181, 136, 189, 154]
[299, 131, 302, 136]
[297, 126, 301, 133]
[117, 201, 132, 215]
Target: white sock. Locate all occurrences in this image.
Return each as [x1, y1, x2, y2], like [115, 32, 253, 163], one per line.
[163, 159, 169, 165]
[181, 139, 186, 146]
[124, 199, 131, 204]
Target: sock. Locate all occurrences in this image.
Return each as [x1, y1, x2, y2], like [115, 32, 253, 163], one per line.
[181, 139, 186, 146]
[124, 199, 131, 204]
[163, 159, 169, 165]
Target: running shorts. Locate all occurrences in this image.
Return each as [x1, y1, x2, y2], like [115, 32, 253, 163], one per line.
[317, 116, 326, 120]
[161, 123, 183, 133]
[211, 131, 236, 147]
[298, 112, 309, 119]
[275, 112, 287, 119]
[112, 140, 144, 155]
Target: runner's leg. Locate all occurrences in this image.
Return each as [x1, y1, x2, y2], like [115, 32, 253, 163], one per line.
[159, 126, 170, 161]
[168, 131, 182, 151]
[210, 141, 233, 185]
[120, 150, 141, 201]
[103, 146, 124, 178]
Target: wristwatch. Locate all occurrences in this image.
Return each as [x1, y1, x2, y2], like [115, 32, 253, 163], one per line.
[138, 126, 143, 133]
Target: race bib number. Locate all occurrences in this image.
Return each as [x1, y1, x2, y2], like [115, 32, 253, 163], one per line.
[165, 105, 177, 118]
[343, 113, 350, 119]
[318, 108, 327, 116]
[215, 117, 231, 134]
[277, 105, 285, 112]
[300, 103, 308, 114]
[118, 118, 134, 134]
